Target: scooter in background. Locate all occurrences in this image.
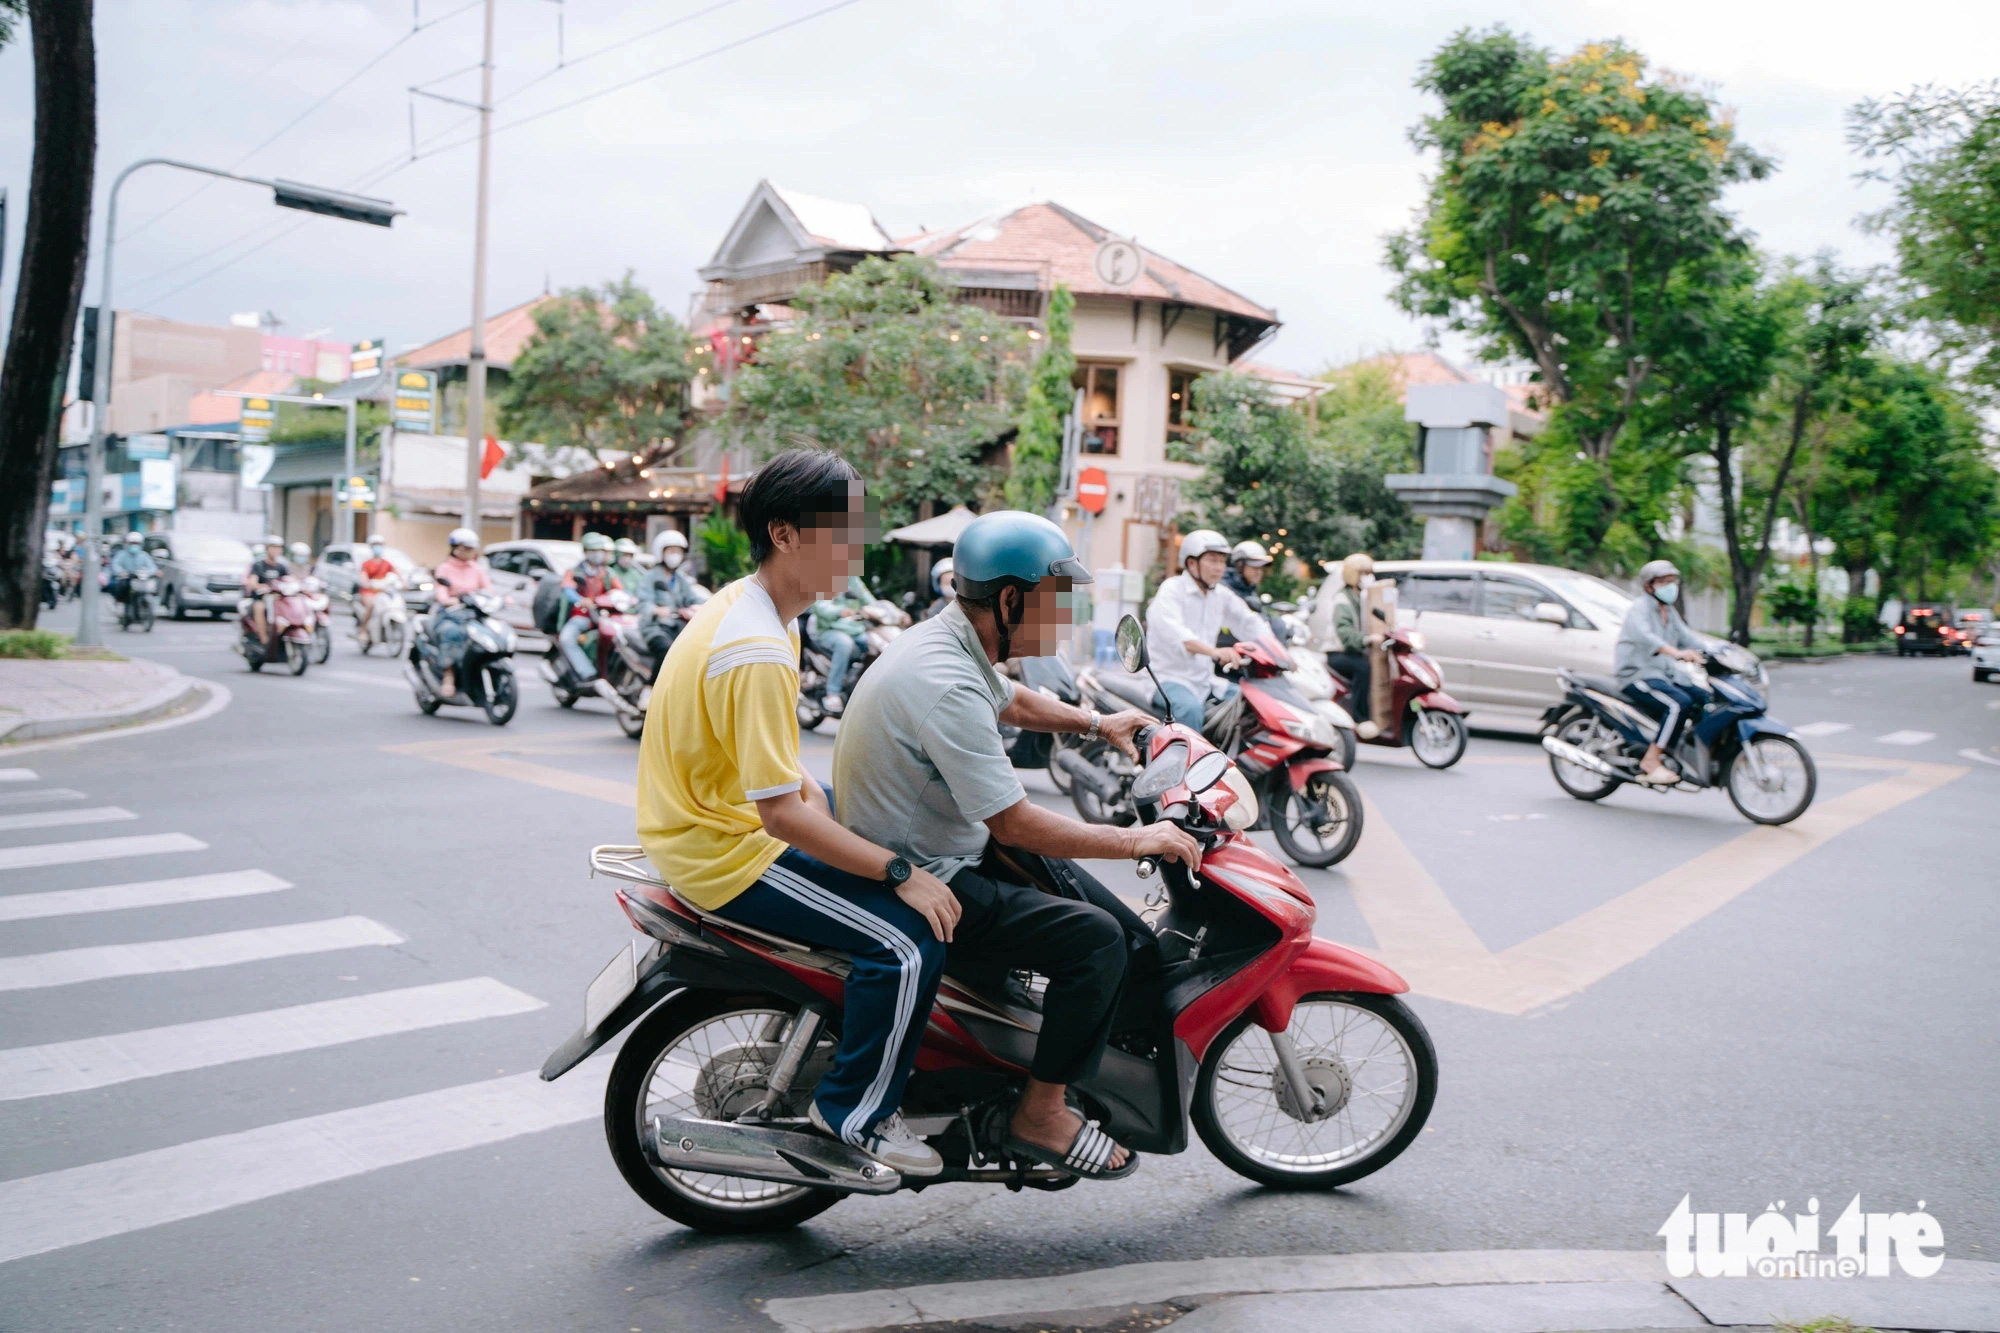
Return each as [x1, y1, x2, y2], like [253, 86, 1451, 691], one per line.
[1326, 627, 1469, 770]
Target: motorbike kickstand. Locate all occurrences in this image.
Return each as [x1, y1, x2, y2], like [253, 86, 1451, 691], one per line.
[747, 1006, 826, 1120]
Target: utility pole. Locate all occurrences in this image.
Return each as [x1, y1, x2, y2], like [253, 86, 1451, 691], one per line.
[461, 0, 496, 534]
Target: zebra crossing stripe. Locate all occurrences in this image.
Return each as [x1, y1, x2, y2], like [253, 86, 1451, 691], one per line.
[0, 1064, 610, 1265]
[0, 870, 291, 923]
[0, 807, 137, 834]
[0, 917, 402, 992]
[0, 770, 36, 782]
[0, 977, 545, 1101]
[0, 788, 85, 808]
[0, 833, 205, 873]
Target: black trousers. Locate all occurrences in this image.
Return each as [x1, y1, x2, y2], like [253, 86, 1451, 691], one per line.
[946, 846, 1155, 1086]
[1326, 650, 1371, 721]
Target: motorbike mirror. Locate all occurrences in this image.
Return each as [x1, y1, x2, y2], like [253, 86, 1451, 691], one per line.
[1115, 614, 1147, 673]
[1533, 602, 1569, 626]
[1186, 750, 1230, 793]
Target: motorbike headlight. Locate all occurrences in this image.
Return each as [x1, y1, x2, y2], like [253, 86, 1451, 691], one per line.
[1404, 631, 1427, 651]
[496, 622, 517, 651]
[1280, 714, 1336, 748]
[1407, 658, 1439, 690]
[467, 624, 498, 652]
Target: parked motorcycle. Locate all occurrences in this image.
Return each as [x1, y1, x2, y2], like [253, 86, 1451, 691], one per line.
[543, 590, 647, 737]
[118, 573, 158, 633]
[1325, 627, 1469, 769]
[237, 580, 317, 675]
[1540, 643, 1813, 824]
[541, 614, 1435, 1233]
[796, 597, 909, 730]
[354, 576, 410, 657]
[406, 593, 519, 725]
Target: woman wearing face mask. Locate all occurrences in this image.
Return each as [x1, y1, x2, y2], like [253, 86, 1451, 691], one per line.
[1615, 559, 1710, 785]
[637, 529, 699, 662]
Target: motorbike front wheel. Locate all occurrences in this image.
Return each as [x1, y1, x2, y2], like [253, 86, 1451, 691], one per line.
[1193, 992, 1436, 1190]
[1269, 769, 1363, 868]
[482, 668, 517, 726]
[1066, 739, 1136, 827]
[135, 596, 155, 632]
[312, 624, 331, 664]
[604, 991, 843, 1234]
[284, 639, 309, 676]
[1726, 734, 1816, 825]
[1408, 708, 1466, 769]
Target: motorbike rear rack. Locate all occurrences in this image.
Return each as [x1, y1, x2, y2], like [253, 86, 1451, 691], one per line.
[590, 845, 853, 976]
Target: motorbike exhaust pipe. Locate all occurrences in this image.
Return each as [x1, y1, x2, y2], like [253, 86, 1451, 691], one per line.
[645, 1114, 903, 1194]
[1541, 735, 1619, 778]
[1053, 749, 1125, 804]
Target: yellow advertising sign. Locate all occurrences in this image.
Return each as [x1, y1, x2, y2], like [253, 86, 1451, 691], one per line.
[393, 370, 436, 434]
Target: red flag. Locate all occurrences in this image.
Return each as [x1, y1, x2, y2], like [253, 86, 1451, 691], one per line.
[713, 456, 729, 505]
[479, 435, 504, 480]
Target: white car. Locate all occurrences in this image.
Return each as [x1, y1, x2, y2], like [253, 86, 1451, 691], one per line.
[311, 543, 435, 612]
[1369, 560, 1753, 730]
[1972, 627, 2000, 684]
[482, 539, 584, 635]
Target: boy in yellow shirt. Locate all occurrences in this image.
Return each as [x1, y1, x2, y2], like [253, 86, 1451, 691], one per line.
[636, 449, 957, 1177]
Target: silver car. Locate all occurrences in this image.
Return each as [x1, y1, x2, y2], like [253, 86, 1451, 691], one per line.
[311, 543, 435, 612]
[483, 539, 584, 634]
[143, 532, 253, 620]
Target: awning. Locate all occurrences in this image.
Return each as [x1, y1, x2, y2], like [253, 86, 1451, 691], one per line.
[885, 504, 977, 547]
[259, 444, 348, 487]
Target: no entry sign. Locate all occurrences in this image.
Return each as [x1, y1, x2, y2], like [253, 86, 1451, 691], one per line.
[1076, 466, 1109, 515]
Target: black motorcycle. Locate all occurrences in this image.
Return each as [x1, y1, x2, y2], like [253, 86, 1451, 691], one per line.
[1003, 654, 1084, 786]
[117, 573, 158, 633]
[39, 559, 62, 611]
[1539, 643, 1815, 825]
[406, 593, 519, 726]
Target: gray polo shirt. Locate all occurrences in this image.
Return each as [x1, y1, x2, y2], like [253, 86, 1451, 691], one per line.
[831, 602, 1021, 879]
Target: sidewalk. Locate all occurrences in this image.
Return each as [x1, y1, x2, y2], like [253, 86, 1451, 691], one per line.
[0, 657, 205, 744]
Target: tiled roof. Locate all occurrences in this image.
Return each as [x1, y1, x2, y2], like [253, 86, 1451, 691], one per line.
[901, 203, 1277, 326]
[397, 296, 554, 373]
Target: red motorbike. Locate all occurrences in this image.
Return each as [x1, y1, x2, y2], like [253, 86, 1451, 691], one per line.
[1206, 637, 1364, 868]
[237, 577, 318, 676]
[542, 616, 1436, 1234]
[1326, 626, 1469, 769]
[542, 589, 647, 737]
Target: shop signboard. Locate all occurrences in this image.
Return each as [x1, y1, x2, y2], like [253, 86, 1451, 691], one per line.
[393, 370, 436, 434]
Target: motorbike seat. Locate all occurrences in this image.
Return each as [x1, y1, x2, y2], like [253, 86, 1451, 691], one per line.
[1568, 672, 1626, 697]
[1095, 674, 1164, 714]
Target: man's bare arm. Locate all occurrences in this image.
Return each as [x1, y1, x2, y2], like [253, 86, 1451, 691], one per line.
[984, 797, 1198, 866]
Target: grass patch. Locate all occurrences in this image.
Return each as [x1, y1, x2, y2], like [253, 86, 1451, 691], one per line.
[1775, 1318, 1878, 1333]
[0, 630, 123, 661]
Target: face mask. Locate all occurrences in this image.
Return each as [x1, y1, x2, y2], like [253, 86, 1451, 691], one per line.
[589, 551, 609, 567]
[661, 552, 683, 570]
[1653, 583, 1679, 605]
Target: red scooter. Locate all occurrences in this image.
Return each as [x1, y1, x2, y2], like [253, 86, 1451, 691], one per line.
[1208, 637, 1364, 868]
[1327, 626, 1469, 769]
[542, 616, 1436, 1234]
[237, 577, 318, 676]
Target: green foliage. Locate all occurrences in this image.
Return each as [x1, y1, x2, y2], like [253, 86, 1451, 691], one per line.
[1005, 285, 1075, 514]
[498, 274, 694, 458]
[1840, 595, 1883, 643]
[1851, 83, 2000, 395]
[725, 255, 1030, 528]
[0, 628, 67, 659]
[265, 383, 386, 451]
[1182, 368, 1418, 593]
[0, 1, 21, 50]
[1765, 578, 1818, 631]
[1387, 27, 1770, 466]
[696, 509, 752, 586]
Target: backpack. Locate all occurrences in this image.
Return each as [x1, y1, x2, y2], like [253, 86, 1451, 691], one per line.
[532, 573, 565, 636]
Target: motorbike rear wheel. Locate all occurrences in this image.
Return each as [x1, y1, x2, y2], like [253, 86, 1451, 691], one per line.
[1193, 992, 1436, 1189]
[1269, 769, 1363, 868]
[1549, 713, 1623, 802]
[285, 640, 309, 675]
[605, 991, 843, 1234]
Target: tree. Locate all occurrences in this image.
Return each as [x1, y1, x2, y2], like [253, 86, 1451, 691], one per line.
[1004, 283, 1074, 514]
[725, 254, 1028, 527]
[1386, 26, 1770, 551]
[696, 509, 751, 585]
[0, 0, 95, 630]
[497, 274, 694, 460]
[1850, 83, 2000, 396]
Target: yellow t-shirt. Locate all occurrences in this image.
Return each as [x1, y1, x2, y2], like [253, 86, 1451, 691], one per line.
[636, 577, 803, 910]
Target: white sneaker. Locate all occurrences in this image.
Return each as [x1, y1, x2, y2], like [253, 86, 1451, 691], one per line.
[1355, 720, 1381, 741]
[810, 1102, 942, 1177]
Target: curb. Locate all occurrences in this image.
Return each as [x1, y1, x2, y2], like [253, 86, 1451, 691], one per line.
[760, 1250, 2000, 1333]
[0, 663, 206, 744]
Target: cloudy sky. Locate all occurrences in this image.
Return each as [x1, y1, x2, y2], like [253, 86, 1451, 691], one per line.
[2, 0, 1996, 375]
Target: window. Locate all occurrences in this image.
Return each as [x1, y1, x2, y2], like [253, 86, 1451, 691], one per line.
[1167, 368, 1198, 436]
[486, 550, 520, 575]
[1398, 572, 1478, 615]
[1481, 576, 1556, 622]
[324, 549, 353, 566]
[1072, 362, 1122, 455]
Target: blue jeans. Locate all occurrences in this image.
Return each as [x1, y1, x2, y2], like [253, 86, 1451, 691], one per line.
[711, 846, 945, 1143]
[1625, 677, 1709, 749]
[1155, 679, 1235, 728]
[559, 613, 597, 680]
[433, 605, 476, 671]
[821, 631, 859, 699]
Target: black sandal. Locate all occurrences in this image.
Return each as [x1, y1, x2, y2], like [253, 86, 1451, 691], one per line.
[1004, 1117, 1140, 1181]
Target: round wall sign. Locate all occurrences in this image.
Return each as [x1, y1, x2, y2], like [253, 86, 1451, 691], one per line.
[1093, 240, 1143, 288]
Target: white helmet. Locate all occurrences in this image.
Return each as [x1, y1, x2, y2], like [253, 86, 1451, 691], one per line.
[447, 527, 479, 551]
[1178, 529, 1231, 567]
[368, 534, 385, 549]
[1638, 558, 1680, 586]
[288, 541, 311, 562]
[263, 533, 284, 548]
[124, 531, 144, 545]
[650, 529, 689, 560]
[1229, 539, 1271, 568]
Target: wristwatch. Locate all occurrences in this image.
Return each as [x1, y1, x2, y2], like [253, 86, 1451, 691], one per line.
[882, 855, 912, 888]
[1085, 710, 1102, 741]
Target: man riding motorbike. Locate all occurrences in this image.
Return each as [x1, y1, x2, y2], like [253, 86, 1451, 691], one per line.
[807, 581, 868, 715]
[1618, 558, 1710, 785]
[431, 528, 493, 698]
[1311, 552, 1383, 740]
[834, 511, 1200, 1181]
[1144, 529, 1272, 727]
[635, 448, 955, 1179]
[1219, 539, 1288, 644]
[107, 532, 157, 607]
[635, 529, 699, 664]
[611, 536, 644, 587]
[558, 533, 626, 686]
[243, 535, 290, 644]
[356, 534, 398, 640]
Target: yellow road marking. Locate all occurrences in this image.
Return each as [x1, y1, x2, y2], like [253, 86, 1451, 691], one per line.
[382, 736, 637, 809]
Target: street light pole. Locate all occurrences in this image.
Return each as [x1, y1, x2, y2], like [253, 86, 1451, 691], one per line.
[74, 157, 400, 648]
[461, 0, 496, 535]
